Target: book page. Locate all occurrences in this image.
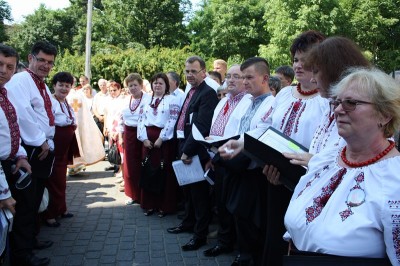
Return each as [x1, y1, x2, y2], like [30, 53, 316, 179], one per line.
[258, 128, 307, 154]
[192, 124, 232, 144]
[172, 155, 205, 186]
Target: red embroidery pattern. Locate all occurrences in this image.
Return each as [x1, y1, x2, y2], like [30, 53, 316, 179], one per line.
[297, 165, 330, 198]
[392, 214, 400, 263]
[26, 69, 55, 126]
[177, 88, 196, 131]
[0, 88, 21, 159]
[281, 99, 304, 136]
[0, 188, 10, 195]
[339, 172, 365, 221]
[210, 92, 245, 136]
[261, 106, 273, 122]
[305, 168, 347, 224]
[311, 112, 341, 153]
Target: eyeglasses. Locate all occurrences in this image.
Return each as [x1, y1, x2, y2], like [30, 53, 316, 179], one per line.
[31, 54, 55, 67]
[185, 69, 204, 75]
[226, 74, 243, 80]
[329, 99, 373, 112]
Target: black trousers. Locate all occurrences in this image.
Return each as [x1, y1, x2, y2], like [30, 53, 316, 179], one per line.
[214, 165, 235, 247]
[178, 139, 211, 240]
[6, 144, 52, 259]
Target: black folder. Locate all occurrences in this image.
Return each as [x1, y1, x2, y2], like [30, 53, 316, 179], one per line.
[242, 127, 308, 191]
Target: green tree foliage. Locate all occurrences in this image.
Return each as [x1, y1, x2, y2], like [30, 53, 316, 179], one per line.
[70, 0, 189, 54]
[6, 5, 78, 60]
[189, 0, 269, 60]
[0, 0, 12, 42]
[340, 0, 400, 72]
[51, 46, 193, 89]
[259, 0, 345, 69]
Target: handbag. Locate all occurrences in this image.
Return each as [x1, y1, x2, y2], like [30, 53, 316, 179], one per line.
[140, 150, 166, 194]
[108, 143, 121, 165]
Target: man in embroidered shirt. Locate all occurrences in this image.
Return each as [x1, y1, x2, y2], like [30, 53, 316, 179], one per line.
[0, 44, 31, 216]
[6, 40, 58, 266]
[203, 64, 252, 257]
[222, 57, 275, 265]
[168, 56, 219, 251]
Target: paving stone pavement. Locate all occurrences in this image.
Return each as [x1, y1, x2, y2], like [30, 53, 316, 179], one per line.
[35, 161, 235, 265]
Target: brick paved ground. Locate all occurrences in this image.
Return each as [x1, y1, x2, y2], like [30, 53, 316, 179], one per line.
[33, 161, 235, 266]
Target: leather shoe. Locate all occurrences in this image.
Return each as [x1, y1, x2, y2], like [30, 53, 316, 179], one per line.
[34, 240, 53, 250]
[181, 238, 207, 251]
[167, 224, 192, 234]
[203, 244, 233, 257]
[13, 253, 50, 266]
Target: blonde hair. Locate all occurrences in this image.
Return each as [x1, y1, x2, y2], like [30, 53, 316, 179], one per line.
[83, 84, 93, 96]
[331, 68, 400, 137]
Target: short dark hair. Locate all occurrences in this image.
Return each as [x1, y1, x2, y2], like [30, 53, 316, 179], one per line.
[31, 40, 58, 57]
[150, 73, 170, 95]
[167, 71, 180, 87]
[304, 36, 371, 87]
[275, 65, 294, 82]
[52, 72, 74, 86]
[269, 76, 282, 93]
[0, 43, 19, 66]
[290, 30, 325, 59]
[186, 56, 206, 70]
[241, 57, 270, 76]
[208, 71, 222, 84]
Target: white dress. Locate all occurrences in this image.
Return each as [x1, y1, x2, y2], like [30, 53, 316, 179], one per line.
[284, 146, 400, 265]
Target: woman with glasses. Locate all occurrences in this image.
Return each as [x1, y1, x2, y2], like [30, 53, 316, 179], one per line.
[284, 68, 399, 265]
[137, 73, 181, 217]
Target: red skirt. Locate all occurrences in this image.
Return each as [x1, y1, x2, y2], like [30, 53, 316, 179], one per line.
[122, 125, 142, 201]
[44, 125, 77, 219]
[139, 126, 179, 213]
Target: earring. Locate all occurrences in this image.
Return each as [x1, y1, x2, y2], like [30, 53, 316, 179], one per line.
[378, 123, 383, 128]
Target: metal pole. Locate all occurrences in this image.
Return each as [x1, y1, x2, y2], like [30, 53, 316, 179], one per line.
[85, 0, 93, 83]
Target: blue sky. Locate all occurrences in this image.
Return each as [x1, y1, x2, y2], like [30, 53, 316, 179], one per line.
[6, 0, 201, 24]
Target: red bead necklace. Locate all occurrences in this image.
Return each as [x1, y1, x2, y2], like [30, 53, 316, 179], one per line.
[129, 92, 142, 113]
[296, 83, 319, 96]
[341, 140, 395, 167]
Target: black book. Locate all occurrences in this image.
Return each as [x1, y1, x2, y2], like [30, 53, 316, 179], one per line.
[242, 127, 308, 191]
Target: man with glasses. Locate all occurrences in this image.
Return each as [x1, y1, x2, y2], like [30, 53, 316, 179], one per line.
[168, 56, 218, 251]
[6, 40, 58, 266]
[0, 43, 32, 264]
[203, 64, 252, 257]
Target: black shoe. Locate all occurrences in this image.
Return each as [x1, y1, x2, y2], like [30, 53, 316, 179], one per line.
[61, 212, 74, 218]
[13, 253, 50, 266]
[181, 238, 207, 251]
[45, 220, 60, 228]
[104, 166, 114, 171]
[33, 240, 53, 250]
[167, 224, 192, 234]
[203, 244, 233, 257]
[113, 165, 120, 173]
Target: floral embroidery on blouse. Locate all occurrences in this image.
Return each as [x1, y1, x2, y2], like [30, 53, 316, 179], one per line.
[388, 201, 400, 263]
[311, 112, 341, 153]
[297, 165, 330, 198]
[281, 99, 306, 136]
[305, 168, 347, 224]
[339, 172, 365, 221]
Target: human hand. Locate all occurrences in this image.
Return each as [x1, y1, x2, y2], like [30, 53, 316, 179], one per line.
[218, 139, 243, 160]
[143, 139, 153, 149]
[38, 140, 50, 161]
[283, 152, 313, 167]
[263, 164, 281, 185]
[0, 197, 16, 215]
[154, 138, 163, 148]
[204, 159, 214, 171]
[14, 158, 32, 174]
[181, 153, 192, 165]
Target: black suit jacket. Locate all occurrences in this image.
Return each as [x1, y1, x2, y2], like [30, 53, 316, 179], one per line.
[176, 80, 218, 161]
